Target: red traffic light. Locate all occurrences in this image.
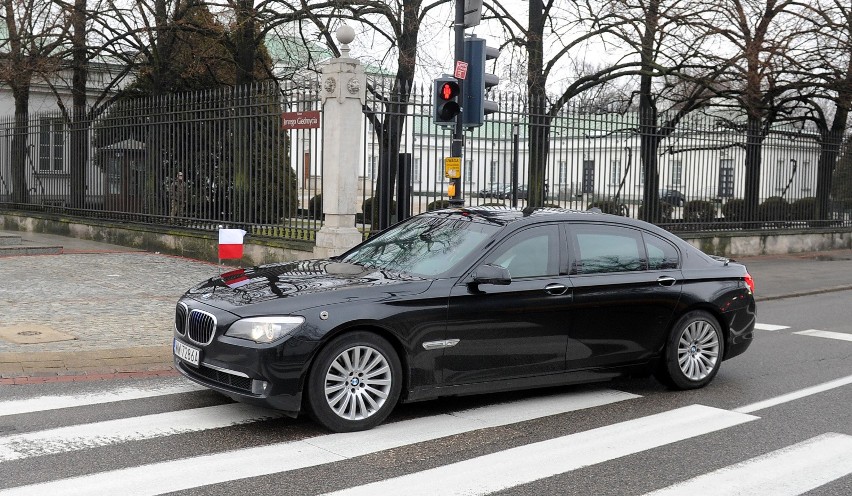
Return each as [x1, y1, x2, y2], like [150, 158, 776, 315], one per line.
[440, 81, 459, 101]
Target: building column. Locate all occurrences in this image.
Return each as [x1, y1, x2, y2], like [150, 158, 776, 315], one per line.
[314, 25, 367, 259]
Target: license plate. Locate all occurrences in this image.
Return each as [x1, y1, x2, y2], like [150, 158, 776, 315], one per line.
[173, 338, 201, 367]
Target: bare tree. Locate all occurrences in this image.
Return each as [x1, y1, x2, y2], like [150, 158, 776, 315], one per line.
[484, 0, 718, 211]
[1, 0, 70, 203]
[792, 0, 852, 220]
[279, 0, 452, 227]
[701, 0, 814, 221]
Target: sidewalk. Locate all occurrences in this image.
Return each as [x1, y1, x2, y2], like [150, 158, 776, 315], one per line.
[1, 230, 851, 383]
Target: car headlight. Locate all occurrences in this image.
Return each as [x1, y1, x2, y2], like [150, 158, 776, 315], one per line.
[225, 316, 305, 343]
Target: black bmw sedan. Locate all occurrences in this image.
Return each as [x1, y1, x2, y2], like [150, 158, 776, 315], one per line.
[173, 207, 755, 432]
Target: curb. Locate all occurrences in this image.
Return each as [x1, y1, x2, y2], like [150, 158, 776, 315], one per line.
[755, 285, 852, 302]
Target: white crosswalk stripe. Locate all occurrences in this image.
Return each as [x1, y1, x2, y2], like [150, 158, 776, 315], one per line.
[754, 323, 790, 331]
[0, 388, 638, 496]
[794, 329, 852, 342]
[1, 376, 850, 496]
[321, 405, 758, 496]
[0, 403, 284, 462]
[0, 379, 205, 417]
[643, 433, 852, 496]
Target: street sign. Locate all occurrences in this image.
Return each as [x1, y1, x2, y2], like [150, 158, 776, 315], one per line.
[454, 61, 468, 80]
[281, 111, 321, 130]
[445, 157, 461, 178]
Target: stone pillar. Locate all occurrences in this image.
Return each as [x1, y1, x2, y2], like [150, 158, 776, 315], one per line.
[313, 25, 367, 259]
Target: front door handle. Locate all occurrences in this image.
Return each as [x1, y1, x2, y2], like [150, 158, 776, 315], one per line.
[657, 276, 677, 287]
[544, 283, 569, 295]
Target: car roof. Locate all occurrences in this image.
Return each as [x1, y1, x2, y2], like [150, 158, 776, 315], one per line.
[425, 206, 682, 238]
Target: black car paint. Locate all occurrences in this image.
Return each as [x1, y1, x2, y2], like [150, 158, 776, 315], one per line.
[174, 208, 755, 416]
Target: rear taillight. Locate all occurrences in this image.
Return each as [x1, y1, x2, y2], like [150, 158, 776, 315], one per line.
[744, 273, 755, 294]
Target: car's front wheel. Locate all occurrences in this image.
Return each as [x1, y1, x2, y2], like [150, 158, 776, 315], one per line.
[655, 311, 724, 390]
[306, 332, 402, 432]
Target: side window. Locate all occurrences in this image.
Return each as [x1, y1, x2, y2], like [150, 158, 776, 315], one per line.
[644, 234, 680, 270]
[572, 225, 645, 274]
[485, 225, 559, 279]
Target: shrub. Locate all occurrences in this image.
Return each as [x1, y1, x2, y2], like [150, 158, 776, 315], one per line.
[426, 199, 452, 211]
[361, 197, 397, 224]
[308, 194, 322, 217]
[637, 202, 673, 223]
[721, 199, 746, 221]
[790, 197, 816, 221]
[683, 200, 717, 223]
[588, 200, 628, 216]
[758, 196, 790, 221]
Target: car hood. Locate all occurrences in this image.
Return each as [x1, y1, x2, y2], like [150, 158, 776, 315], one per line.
[185, 260, 432, 313]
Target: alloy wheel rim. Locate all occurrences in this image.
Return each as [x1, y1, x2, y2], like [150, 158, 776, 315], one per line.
[324, 345, 392, 421]
[677, 320, 720, 381]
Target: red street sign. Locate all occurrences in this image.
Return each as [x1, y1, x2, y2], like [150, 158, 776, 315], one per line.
[454, 61, 469, 80]
[281, 111, 321, 130]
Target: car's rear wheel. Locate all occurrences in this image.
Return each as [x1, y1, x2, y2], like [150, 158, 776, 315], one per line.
[306, 332, 402, 432]
[656, 310, 724, 390]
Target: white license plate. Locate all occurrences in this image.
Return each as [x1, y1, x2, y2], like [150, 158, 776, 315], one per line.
[173, 339, 201, 367]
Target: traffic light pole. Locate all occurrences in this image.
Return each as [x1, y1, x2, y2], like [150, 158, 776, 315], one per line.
[450, 0, 465, 207]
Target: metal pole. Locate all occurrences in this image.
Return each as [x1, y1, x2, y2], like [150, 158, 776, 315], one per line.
[449, 0, 465, 207]
[512, 122, 519, 208]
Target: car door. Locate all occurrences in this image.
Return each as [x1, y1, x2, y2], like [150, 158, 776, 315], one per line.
[566, 223, 683, 370]
[442, 223, 571, 385]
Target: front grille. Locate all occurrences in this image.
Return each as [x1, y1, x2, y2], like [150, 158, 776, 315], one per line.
[187, 364, 252, 393]
[175, 303, 187, 335]
[187, 310, 217, 345]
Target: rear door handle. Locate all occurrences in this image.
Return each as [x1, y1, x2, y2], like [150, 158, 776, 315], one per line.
[544, 283, 569, 296]
[657, 276, 677, 287]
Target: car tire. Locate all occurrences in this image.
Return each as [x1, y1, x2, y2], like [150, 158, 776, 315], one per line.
[306, 331, 402, 432]
[655, 311, 724, 390]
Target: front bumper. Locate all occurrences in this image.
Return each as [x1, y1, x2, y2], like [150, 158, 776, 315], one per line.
[172, 331, 320, 415]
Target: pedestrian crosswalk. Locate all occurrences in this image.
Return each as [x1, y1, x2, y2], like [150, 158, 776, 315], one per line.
[757, 322, 852, 343]
[1, 374, 850, 495]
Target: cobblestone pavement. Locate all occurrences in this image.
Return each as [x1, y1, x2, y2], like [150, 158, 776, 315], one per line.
[0, 252, 216, 353]
[1, 229, 851, 382]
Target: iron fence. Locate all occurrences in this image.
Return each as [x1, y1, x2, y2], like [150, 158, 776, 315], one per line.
[1, 79, 851, 244]
[0, 81, 322, 240]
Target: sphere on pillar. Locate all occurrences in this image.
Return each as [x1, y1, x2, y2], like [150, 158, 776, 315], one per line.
[336, 24, 356, 57]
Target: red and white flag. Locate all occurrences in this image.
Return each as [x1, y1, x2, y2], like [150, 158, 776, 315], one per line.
[218, 228, 246, 260]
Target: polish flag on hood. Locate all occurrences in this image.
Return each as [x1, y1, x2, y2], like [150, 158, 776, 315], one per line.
[218, 228, 247, 260]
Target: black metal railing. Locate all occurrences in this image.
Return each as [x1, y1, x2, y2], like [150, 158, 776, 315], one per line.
[1, 79, 850, 242]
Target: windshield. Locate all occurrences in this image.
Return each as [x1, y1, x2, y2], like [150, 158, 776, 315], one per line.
[339, 213, 500, 277]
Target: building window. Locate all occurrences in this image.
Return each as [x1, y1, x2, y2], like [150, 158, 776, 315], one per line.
[776, 159, 787, 191]
[412, 158, 421, 183]
[670, 159, 682, 187]
[464, 159, 473, 183]
[582, 159, 595, 193]
[39, 119, 65, 172]
[718, 159, 734, 198]
[558, 161, 568, 184]
[800, 161, 811, 193]
[610, 159, 621, 185]
[367, 156, 377, 178]
[489, 160, 499, 184]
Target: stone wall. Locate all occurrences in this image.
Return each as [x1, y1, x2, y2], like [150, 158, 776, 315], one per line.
[2, 211, 851, 265]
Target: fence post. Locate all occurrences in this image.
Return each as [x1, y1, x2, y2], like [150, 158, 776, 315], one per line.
[313, 25, 367, 258]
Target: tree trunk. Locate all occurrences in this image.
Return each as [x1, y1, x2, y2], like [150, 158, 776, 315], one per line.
[743, 116, 763, 222]
[638, 0, 661, 222]
[70, 0, 88, 209]
[526, 0, 548, 208]
[10, 89, 30, 204]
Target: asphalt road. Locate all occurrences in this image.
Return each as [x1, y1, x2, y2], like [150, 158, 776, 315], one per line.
[0, 290, 850, 495]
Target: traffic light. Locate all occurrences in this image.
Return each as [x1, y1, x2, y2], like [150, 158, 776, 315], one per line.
[463, 36, 500, 129]
[433, 76, 461, 127]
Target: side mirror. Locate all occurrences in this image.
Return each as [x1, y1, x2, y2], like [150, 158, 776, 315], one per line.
[472, 263, 511, 286]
